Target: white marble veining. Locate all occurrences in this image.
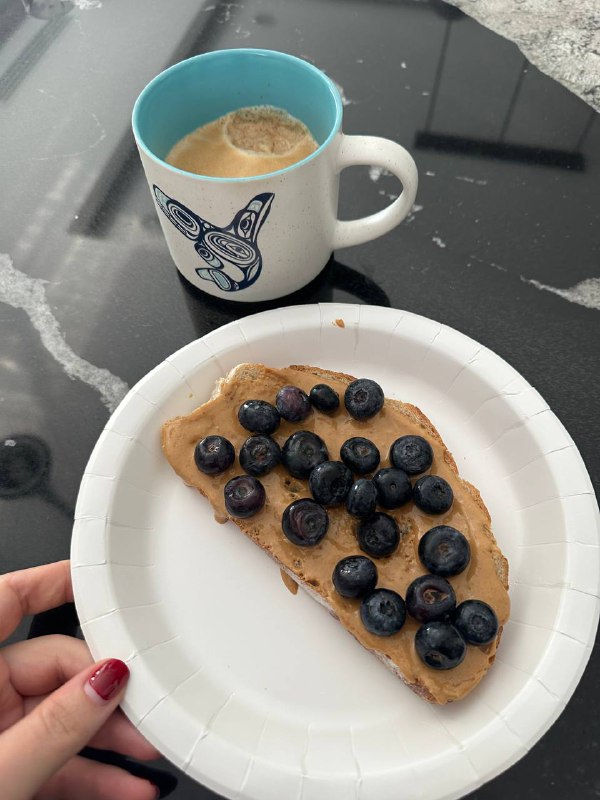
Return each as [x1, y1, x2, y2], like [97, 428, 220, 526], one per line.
[443, 0, 600, 113]
[0, 253, 129, 413]
[456, 175, 488, 186]
[332, 80, 356, 107]
[404, 203, 424, 224]
[368, 166, 393, 182]
[522, 276, 600, 311]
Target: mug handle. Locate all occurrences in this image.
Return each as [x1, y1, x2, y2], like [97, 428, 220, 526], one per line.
[333, 135, 418, 250]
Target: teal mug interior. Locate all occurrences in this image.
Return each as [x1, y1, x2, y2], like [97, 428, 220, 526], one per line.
[132, 49, 343, 179]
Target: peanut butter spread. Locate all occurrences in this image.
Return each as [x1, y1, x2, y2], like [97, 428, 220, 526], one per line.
[162, 364, 510, 704]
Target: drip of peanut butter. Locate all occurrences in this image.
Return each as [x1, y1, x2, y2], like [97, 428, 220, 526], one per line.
[280, 569, 299, 595]
[162, 365, 510, 704]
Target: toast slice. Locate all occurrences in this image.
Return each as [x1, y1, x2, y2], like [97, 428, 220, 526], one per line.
[162, 363, 509, 703]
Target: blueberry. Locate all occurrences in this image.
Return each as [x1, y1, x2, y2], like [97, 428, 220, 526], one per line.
[453, 600, 499, 645]
[308, 460, 353, 506]
[344, 379, 385, 420]
[281, 431, 329, 478]
[415, 622, 466, 670]
[340, 437, 380, 474]
[282, 499, 329, 547]
[239, 435, 281, 477]
[309, 383, 340, 413]
[358, 513, 400, 558]
[194, 435, 235, 475]
[346, 479, 377, 518]
[373, 468, 412, 509]
[276, 385, 312, 422]
[238, 400, 280, 435]
[360, 589, 406, 636]
[224, 475, 265, 518]
[413, 475, 453, 514]
[406, 574, 456, 623]
[333, 555, 378, 598]
[390, 435, 433, 475]
[418, 525, 470, 577]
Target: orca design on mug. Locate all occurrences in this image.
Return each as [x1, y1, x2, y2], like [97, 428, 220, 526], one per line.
[153, 186, 274, 292]
[133, 49, 418, 303]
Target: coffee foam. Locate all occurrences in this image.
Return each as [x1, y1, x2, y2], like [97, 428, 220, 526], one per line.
[166, 105, 318, 178]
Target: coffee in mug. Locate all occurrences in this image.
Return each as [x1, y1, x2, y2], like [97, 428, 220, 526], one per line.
[133, 49, 418, 302]
[166, 105, 319, 178]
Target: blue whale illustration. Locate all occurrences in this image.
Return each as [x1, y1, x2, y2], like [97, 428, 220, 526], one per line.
[153, 185, 274, 292]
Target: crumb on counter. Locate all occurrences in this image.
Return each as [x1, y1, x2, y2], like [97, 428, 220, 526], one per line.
[334, 318, 346, 328]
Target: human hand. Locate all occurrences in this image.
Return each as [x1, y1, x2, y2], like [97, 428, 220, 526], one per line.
[0, 560, 161, 800]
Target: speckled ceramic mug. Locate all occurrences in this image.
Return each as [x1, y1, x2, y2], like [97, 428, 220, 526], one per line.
[133, 49, 418, 303]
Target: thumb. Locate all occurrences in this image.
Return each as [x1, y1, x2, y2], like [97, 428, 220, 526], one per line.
[0, 658, 130, 800]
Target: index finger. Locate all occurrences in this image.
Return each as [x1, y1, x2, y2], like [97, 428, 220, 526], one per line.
[0, 561, 73, 643]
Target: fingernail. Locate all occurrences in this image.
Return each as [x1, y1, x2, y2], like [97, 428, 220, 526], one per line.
[85, 659, 130, 704]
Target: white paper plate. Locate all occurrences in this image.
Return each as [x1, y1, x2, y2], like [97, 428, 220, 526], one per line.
[71, 304, 600, 800]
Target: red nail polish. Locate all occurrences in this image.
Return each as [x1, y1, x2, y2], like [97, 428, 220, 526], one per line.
[86, 659, 129, 703]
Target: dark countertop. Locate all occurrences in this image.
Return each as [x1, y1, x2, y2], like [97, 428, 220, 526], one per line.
[1, 0, 599, 798]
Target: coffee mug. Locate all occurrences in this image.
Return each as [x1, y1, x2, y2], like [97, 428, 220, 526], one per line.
[132, 49, 418, 303]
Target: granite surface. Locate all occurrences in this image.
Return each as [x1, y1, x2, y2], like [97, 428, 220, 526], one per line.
[0, 0, 599, 798]
[443, 0, 600, 113]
